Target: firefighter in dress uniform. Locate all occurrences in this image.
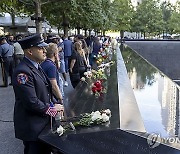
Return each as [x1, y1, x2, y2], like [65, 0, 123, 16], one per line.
[12, 34, 64, 154]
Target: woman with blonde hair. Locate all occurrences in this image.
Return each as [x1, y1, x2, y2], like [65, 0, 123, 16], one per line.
[81, 39, 90, 66]
[69, 42, 87, 88]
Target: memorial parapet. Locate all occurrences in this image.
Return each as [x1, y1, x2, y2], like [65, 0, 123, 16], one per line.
[39, 44, 180, 154]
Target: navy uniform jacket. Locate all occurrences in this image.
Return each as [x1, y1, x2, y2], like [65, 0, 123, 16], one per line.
[12, 57, 51, 141]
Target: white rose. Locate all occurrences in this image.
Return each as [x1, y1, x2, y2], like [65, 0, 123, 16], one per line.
[57, 125, 64, 136]
[87, 72, 92, 78]
[84, 72, 88, 76]
[102, 113, 110, 122]
[94, 111, 101, 116]
[104, 109, 111, 115]
[81, 77, 86, 81]
[91, 112, 102, 121]
[91, 112, 95, 116]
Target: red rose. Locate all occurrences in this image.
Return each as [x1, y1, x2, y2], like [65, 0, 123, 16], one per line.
[94, 81, 101, 88]
[96, 87, 102, 92]
[92, 86, 97, 93]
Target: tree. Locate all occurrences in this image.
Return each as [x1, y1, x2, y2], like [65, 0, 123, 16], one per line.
[168, 1, 180, 34]
[0, 0, 27, 35]
[131, 0, 163, 38]
[111, 0, 133, 39]
[42, 0, 76, 36]
[160, 1, 174, 36]
[18, 0, 70, 33]
[43, 0, 107, 36]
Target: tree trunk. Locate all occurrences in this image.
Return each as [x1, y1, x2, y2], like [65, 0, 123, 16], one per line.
[103, 30, 105, 36]
[58, 27, 60, 35]
[84, 29, 87, 37]
[62, 13, 69, 36]
[77, 28, 80, 34]
[120, 30, 124, 42]
[63, 26, 68, 36]
[35, 0, 42, 33]
[88, 29, 91, 36]
[144, 32, 146, 39]
[10, 12, 16, 36]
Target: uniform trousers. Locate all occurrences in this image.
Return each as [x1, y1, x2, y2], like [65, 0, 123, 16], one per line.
[3, 56, 14, 86]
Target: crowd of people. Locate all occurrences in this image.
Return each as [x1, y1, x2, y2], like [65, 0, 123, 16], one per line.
[0, 33, 117, 89]
[0, 33, 117, 154]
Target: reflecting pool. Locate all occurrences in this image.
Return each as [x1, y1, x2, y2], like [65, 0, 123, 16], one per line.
[122, 45, 180, 139]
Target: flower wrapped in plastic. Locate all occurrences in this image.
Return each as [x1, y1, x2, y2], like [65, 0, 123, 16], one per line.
[56, 109, 111, 136]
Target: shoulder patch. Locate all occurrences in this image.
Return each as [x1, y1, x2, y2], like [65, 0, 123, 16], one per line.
[17, 73, 28, 84]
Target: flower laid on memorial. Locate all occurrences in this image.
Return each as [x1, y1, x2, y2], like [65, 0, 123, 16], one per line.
[96, 47, 113, 64]
[91, 80, 106, 97]
[80, 77, 88, 84]
[56, 109, 111, 136]
[97, 61, 115, 69]
[56, 125, 64, 136]
[75, 109, 111, 127]
[84, 71, 93, 78]
[92, 68, 107, 81]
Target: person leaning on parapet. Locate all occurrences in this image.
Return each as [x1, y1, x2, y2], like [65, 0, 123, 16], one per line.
[12, 34, 64, 154]
[0, 36, 14, 87]
[13, 34, 24, 67]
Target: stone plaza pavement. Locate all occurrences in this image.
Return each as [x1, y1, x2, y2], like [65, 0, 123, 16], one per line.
[0, 66, 73, 154]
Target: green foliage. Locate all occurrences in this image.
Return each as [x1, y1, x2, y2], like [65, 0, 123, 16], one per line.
[42, 0, 113, 32]
[160, 1, 174, 33]
[0, 0, 29, 16]
[0, 0, 179, 36]
[168, 1, 180, 34]
[111, 0, 133, 32]
[131, 0, 164, 36]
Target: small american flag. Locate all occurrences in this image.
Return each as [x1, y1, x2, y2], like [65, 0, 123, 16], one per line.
[46, 102, 57, 117]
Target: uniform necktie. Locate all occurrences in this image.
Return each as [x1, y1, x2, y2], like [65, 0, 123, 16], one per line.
[38, 65, 47, 81]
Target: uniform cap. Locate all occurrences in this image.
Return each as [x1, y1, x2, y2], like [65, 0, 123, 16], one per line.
[18, 34, 48, 50]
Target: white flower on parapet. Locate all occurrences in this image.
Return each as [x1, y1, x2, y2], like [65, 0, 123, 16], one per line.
[87, 71, 92, 78]
[102, 113, 110, 122]
[84, 71, 92, 78]
[57, 125, 64, 136]
[104, 109, 111, 115]
[94, 111, 101, 116]
[90, 112, 95, 116]
[80, 77, 88, 84]
[84, 72, 88, 76]
[91, 111, 102, 121]
[81, 77, 86, 81]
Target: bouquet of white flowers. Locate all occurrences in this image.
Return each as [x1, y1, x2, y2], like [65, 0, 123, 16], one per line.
[73, 109, 111, 127]
[56, 109, 111, 136]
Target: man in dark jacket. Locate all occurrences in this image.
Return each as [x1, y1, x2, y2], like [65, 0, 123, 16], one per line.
[12, 34, 64, 154]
